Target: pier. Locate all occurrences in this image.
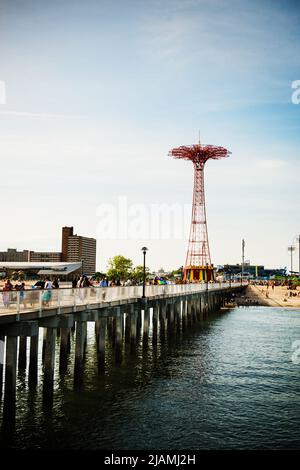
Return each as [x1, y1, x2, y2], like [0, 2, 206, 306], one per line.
[0, 282, 244, 426]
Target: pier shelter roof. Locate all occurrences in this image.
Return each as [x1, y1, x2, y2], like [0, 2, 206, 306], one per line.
[0, 261, 81, 276]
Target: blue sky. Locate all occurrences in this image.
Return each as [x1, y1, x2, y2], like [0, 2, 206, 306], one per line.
[0, 0, 299, 271]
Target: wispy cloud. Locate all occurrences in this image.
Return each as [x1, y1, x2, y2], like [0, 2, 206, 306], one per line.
[257, 160, 288, 169]
[0, 110, 79, 119]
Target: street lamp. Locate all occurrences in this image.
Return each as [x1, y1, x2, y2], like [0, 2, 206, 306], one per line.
[141, 247, 148, 298]
[81, 258, 84, 276]
[241, 238, 245, 285]
[206, 262, 209, 292]
[295, 235, 300, 275]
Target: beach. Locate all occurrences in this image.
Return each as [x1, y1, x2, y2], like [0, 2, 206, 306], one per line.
[239, 284, 300, 308]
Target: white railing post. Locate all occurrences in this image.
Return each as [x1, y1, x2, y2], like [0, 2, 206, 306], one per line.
[39, 290, 42, 317]
[16, 291, 20, 321]
[73, 288, 77, 311]
[16, 291, 20, 313]
[57, 289, 61, 314]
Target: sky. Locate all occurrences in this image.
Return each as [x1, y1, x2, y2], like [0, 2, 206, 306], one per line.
[0, 0, 299, 272]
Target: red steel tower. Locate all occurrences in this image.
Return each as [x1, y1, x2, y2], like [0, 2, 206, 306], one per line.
[169, 141, 230, 282]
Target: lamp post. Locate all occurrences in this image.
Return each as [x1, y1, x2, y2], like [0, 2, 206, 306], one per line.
[296, 235, 300, 275]
[206, 262, 209, 293]
[81, 258, 84, 276]
[141, 247, 148, 299]
[241, 238, 245, 285]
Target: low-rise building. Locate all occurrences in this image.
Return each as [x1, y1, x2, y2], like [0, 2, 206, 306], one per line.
[0, 226, 97, 277]
[0, 248, 30, 262]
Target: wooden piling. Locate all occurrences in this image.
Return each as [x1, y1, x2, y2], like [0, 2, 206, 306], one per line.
[59, 327, 70, 372]
[29, 333, 39, 387]
[181, 299, 187, 331]
[125, 312, 131, 344]
[130, 307, 137, 353]
[74, 321, 87, 378]
[0, 333, 4, 401]
[98, 316, 107, 372]
[4, 336, 17, 405]
[43, 328, 56, 389]
[143, 307, 150, 345]
[159, 303, 167, 342]
[176, 301, 182, 334]
[115, 309, 122, 364]
[18, 336, 27, 371]
[152, 304, 158, 345]
[95, 320, 100, 345]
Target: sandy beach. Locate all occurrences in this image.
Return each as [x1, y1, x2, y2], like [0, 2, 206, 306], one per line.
[240, 284, 300, 308]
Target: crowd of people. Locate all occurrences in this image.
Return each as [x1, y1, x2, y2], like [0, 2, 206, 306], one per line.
[1, 279, 27, 308]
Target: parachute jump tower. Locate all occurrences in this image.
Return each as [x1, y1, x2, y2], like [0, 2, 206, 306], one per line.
[169, 140, 230, 282]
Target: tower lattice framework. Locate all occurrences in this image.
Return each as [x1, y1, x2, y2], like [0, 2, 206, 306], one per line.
[169, 143, 230, 282]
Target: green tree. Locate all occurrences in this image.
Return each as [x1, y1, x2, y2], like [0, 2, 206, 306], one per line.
[107, 255, 133, 281]
[94, 271, 106, 281]
[170, 266, 183, 280]
[131, 265, 150, 283]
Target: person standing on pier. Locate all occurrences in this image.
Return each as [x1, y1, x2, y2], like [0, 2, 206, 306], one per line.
[42, 277, 53, 305]
[2, 279, 13, 308]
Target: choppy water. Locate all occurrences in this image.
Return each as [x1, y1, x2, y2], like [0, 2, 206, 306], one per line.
[1, 306, 300, 449]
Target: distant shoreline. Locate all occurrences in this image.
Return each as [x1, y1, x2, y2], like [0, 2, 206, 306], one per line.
[235, 284, 300, 309]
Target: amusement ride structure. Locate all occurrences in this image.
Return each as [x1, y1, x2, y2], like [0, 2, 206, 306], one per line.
[169, 139, 230, 282]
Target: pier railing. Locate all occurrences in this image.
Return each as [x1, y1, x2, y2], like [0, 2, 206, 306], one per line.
[0, 282, 242, 316]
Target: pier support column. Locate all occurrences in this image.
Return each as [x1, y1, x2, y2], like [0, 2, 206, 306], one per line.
[175, 301, 181, 334]
[29, 333, 39, 387]
[143, 306, 150, 346]
[98, 316, 107, 372]
[111, 317, 116, 346]
[95, 320, 100, 345]
[124, 312, 131, 344]
[42, 327, 47, 363]
[121, 311, 125, 341]
[181, 299, 187, 331]
[196, 297, 202, 321]
[130, 307, 137, 353]
[204, 293, 208, 319]
[0, 333, 4, 401]
[115, 308, 122, 365]
[199, 296, 203, 320]
[136, 308, 142, 340]
[187, 299, 192, 326]
[74, 321, 87, 378]
[107, 316, 113, 341]
[18, 336, 27, 371]
[43, 328, 56, 391]
[152, 304, 158, 345]
[3, 336, 17, 428]
[4, 336, 17, 405]
[191, 298, 197, 324]
[189, 298, 194, 323]
[159, 303, 167, 343]
[167, 303, 175, 337]
[59, 327, 70, 372]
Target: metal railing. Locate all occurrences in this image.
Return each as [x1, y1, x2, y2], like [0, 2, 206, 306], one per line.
[0, 282, 242, 316]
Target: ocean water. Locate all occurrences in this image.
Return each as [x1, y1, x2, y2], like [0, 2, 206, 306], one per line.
[1, 306, 300, 450]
